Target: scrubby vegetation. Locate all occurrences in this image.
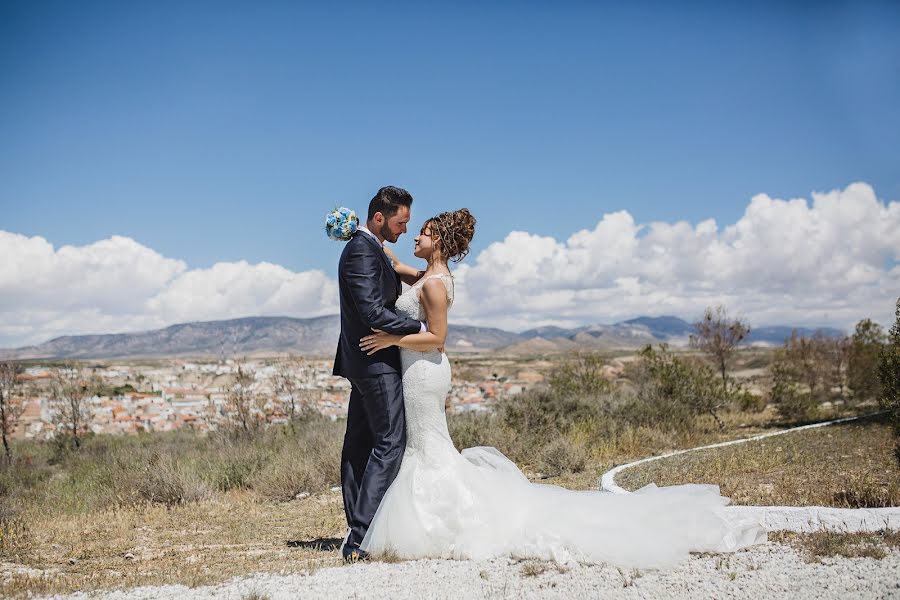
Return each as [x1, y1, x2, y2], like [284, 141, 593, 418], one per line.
[1, 415, 343, 517]
[768, 315, 890, 424]
[3, 328, 883, 534]
[1, 305, 896, 596]
[452, 342, 796, 479]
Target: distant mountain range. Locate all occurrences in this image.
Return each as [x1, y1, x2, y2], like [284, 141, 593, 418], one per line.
[0, 315, 845, 360]
[505, 316, 843, 355]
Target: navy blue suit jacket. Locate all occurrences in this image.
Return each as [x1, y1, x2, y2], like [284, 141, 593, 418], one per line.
[333, 231, 422, 378]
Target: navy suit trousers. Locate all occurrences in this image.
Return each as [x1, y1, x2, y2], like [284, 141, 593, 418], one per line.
[341, 373, 406, 548]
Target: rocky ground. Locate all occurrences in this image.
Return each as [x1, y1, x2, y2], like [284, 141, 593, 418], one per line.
[47, 541, 900, 600]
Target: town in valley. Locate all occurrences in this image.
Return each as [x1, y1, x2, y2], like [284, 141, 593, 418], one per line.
[11, 355, 557, 440]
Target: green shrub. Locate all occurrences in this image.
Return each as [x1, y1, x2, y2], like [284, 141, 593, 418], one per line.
[615, 393, 695, 431]
[499, 389, 607, 439]
[770, 352, 822, 424]
[773, 385, 820, 423]
[733, 389, 768, 413]
[626, 345, 729, 430]
[547, 353, 613, 399]
[849, 318, 886, 403]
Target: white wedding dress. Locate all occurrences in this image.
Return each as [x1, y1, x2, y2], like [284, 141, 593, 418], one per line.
[360, 274, 766, 568]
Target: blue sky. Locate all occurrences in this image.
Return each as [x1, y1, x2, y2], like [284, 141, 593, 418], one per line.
[2, 0, 898, 273]
[1, 1, 899, 346]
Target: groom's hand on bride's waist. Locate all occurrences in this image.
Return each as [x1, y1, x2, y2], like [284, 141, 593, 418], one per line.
[359, 329, 400, 355]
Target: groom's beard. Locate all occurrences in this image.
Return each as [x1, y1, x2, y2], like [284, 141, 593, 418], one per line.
[380, 222, 399, 243]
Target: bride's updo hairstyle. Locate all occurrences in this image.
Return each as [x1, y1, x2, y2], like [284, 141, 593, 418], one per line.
[426, 208, 476, 263]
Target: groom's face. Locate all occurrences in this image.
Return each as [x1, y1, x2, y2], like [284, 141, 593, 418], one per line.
[379, 206, 411, 244]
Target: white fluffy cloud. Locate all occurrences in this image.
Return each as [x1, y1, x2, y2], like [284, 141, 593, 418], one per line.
[0, 233, 338, 347]
[1, 182, 897, 348]
[450, 182, 900, 332]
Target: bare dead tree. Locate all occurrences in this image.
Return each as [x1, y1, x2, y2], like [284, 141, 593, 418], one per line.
[48, 364, 97, 449]
[272, 357, 315, 422]
[224, 363, 265, 435]
[272, 358, 305, 421]
[690, 305, 750, 392]
[0, 362, 26, 465]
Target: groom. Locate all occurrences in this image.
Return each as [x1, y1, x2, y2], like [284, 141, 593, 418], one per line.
[333, 186, 425, 562]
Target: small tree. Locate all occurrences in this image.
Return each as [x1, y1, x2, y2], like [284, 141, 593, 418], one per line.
[780, 332, 823, 394]
[770, 329, 859, 421]
[878, 298, 900, 467]
[849, 318, 886, 403]
[0, 362, 26, 465]
[813, 331, 850, 401]
[547, 352, 613, 399]
[690, 306, 750, 392]
[635, 344, 730, 429]
[223, 363, 265, 436]
[48, 364, 97, 449]
[769, 331, 830, 422]
[770, 356, 819, 422]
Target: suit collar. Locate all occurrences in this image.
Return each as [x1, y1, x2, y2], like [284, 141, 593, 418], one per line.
[355, 230, 396, 274]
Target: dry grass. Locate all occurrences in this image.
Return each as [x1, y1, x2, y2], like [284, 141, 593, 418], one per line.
[370, 548, 404, 564]
[2, 347, 879, 597]
[518, 559, 569, 578]
[520, 561, 548, 577]
[533, 407, 787, 491]
[772, 530, 900, 562]
[618, 415, 900, 507]
[0, 490, 345, 598]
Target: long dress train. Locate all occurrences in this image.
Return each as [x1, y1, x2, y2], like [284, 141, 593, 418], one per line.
[360, 274, 765, 568]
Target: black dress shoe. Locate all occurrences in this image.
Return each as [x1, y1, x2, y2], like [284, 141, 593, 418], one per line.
[342, 545, 369, 563]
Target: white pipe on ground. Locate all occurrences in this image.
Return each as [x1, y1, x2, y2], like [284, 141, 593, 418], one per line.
[598, 412, 900, 532]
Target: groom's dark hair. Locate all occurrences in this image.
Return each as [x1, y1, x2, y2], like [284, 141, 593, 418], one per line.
[368, 186, 413, 221]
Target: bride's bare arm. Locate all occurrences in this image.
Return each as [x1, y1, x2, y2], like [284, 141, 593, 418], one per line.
[382, 244, 424, 286]
[359, 279, 448, 354]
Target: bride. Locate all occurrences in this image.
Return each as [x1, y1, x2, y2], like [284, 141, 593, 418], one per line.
[358, 208, 765, 569]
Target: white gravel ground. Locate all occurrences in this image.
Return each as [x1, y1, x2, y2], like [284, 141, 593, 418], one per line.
[50, 542, 900, 600]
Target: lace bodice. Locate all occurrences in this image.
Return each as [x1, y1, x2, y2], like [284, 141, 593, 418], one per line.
[393, 273, 455, 455]
[395, 273, 454, 322]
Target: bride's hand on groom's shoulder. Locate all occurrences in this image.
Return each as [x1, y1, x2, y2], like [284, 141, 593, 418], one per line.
[360, 329, 400, 355]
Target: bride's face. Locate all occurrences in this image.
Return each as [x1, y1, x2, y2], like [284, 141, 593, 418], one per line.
[414, 222, 436, 260]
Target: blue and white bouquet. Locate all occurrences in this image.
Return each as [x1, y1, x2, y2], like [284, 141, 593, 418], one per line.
[325, 207, 359, 241]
